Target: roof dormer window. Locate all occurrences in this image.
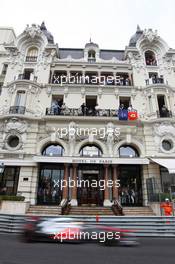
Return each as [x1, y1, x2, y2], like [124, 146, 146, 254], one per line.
[145, 50, 157, 66]
[26, 47, 38, 62]
[88, 49, 96, 63]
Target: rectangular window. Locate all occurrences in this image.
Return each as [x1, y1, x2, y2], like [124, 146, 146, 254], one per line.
[23, 69, 34, 80]
[148, 72, 164, 84]
[0, 83, 3, 95]
[157, 95, 166, 111]
[15, 91, 26, 106]
[160, 167, 175, 195]
[119, 96, 131, 109]
[0, 167, 20, 195]
[38, 164, 64, 205]
[1, 64, 8, 75]
[52, 95, 63, 107]
[148, 96, 153, 113]
[86, 96, 97, 111]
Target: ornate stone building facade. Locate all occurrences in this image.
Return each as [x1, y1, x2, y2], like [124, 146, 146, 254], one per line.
[0, 23, 175, 210]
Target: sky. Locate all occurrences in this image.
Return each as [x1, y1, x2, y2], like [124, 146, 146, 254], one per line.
[0, 0, 175, 50]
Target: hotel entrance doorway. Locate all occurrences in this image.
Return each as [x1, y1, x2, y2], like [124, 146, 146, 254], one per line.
[77, 165, 104, 206]
[119, 165, 143, 206]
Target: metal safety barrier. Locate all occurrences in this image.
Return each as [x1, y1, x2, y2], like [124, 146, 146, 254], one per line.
[0, 214, 175, 237]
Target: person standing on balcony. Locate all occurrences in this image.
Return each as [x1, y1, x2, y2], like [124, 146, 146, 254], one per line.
[160, 105, 169, 117]
[51, 100, 60, 115]
[95, 104, 100, 116]
[119, 104, 124, 111]
[128, 104, 134, 112]
[81, 103, 87, 116]
[61, 103, 67, 114]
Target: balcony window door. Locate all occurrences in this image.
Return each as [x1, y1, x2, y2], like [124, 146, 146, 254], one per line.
[119, 97, 131, 109]
[26, 47, 38, 62]
[15, 91, 26, 107]
[23, 69, 34, 80]
[85, 96, 97, 115]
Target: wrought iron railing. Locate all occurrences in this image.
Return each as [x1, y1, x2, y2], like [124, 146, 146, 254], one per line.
[25, 56, 38, 62]
[16, 74, 37, 81]
[145, 77, 164, 85]
[157, 110, 172, 118]
[46, 107, 118, 117]
[9, 106, 26, 115]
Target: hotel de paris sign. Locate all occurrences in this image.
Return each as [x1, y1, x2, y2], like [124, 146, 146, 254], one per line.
[33, 156, 149, 165]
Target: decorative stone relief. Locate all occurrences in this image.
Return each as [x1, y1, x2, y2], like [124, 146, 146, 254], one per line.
[127, 52, 145, 73]
[0, 100, 10, 115]
[1, 118, 28, 151]
[81, 87, 86, 98]
[8, 84, 16, 94]
[4, 118, 28, 134]
[32, 103, 44, 117]
[153, 122, 175, 137]
[8, 84, 41, 95]
[153, 122, 175, 153]
[98, 87, 102, 98]
[106, 122, 115, 157]
[64, 87, 69, 98]
[24, 24, 42, 39]
[142, 29, 158, 43]
[68, 122, 76, 156]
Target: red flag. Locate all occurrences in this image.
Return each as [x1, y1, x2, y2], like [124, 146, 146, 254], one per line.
[128, 111, 138, 120]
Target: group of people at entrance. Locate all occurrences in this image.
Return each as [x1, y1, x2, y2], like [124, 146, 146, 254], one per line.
[119, 187, 139, 206]
[37, 177, 62, 205]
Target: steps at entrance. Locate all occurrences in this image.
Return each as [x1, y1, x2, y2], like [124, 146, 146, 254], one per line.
[26, 205, 62, 216]
[26, 206, 154, 216]
[68, 206, 115, 216]
[123, 206, 155, 216]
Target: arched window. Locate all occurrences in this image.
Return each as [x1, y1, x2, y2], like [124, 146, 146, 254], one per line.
[80, 144, 102, 157]
[119, 145, 139, 158]
[26, 47, 38, 62]
[42, 144, 64, 156]
[145, 50, 157, 66]
[88, 50, 96, 62]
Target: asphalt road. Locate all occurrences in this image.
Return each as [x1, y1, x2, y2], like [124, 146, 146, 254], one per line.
[0, 234, 174, 264]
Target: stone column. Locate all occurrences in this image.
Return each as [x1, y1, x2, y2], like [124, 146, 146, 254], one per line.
[82, 70, 86, 84]
[129, 73, 133, 86]
[103, 165, 112, 206]
[70, 164, 78, 206]
[112, 165, 119, 201]
[61, 164, 69, 205]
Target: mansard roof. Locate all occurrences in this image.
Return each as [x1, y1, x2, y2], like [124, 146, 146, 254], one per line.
[59, 48, 84, 59]
[40, 22, 54, 44]
[59, 48, 124, 60]
[100, 50, 124, 60]
[129, 25, 143, 47]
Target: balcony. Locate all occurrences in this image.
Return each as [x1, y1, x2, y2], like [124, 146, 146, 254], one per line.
[25, 56, 38, 62]
[46, 107, 139, 121]
[46, 107, 117, 117]
[9, 106, 26, 115]
[16, 74, 37, 82]
[157, 110, 172, 118]
[145, 77, 164, 85]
